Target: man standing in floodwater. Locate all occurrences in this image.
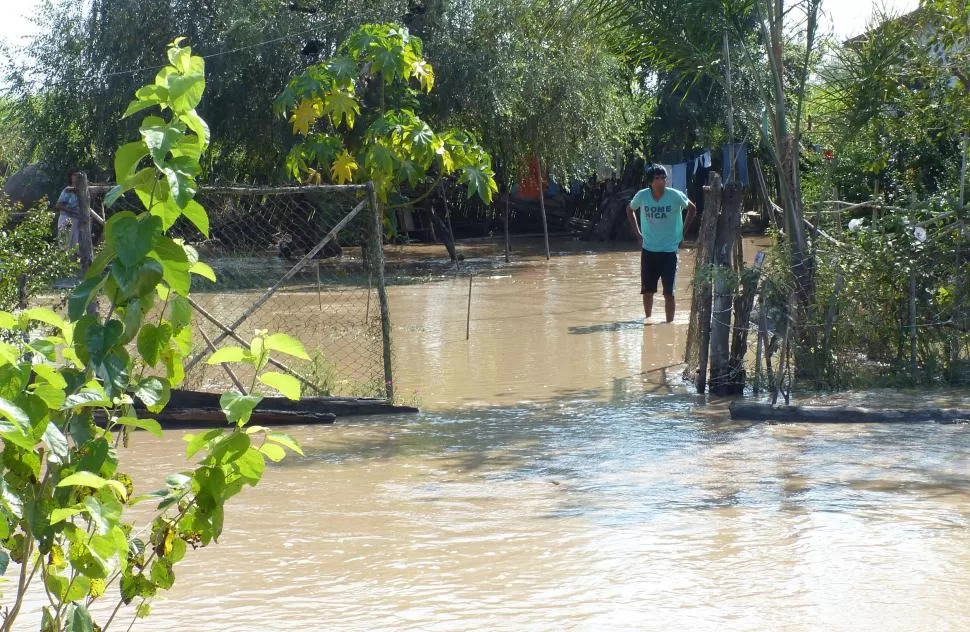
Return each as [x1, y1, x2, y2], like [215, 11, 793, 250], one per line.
[626, 164, 696, 323]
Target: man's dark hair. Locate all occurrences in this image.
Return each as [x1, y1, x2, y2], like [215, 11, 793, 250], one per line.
[646, 164, 667, 181]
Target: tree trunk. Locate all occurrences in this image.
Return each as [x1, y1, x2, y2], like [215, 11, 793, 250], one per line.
[708, 182, 744, 396]
[692, 172, 723, 393]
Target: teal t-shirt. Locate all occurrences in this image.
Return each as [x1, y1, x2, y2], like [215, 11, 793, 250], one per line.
[630, 187, 689, 252]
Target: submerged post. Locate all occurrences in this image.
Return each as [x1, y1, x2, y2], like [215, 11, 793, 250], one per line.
[368, 182, 394, 401]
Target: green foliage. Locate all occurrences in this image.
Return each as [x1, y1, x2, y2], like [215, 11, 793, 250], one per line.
[0, 198, 75, 311]
[806, 7, 964, 205]
[0, 39, 304, 632]
[4, 0, 407, 180]
[421, 0, 641, 184]
[277, 22, 497, 205]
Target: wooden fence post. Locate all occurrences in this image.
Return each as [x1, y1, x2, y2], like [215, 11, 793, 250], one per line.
[693, 172, 723, 394]
[368, 183, 394, 402]
[76, 172, 99, 315]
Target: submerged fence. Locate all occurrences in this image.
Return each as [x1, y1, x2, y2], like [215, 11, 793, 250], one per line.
[89, 183, 393, 400]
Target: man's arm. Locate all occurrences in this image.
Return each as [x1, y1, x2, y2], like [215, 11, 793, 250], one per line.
[626, 205, 642, 242]
[682, 200, 697, 241]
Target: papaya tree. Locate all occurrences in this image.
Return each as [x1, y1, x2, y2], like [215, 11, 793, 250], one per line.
[275, 22, 497, 216]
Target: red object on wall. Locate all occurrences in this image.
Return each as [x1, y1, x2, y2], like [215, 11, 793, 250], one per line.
[519, 156, 547, 200]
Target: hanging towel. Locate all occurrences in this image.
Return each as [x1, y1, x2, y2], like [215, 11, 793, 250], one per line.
[693, 150, 712, 175]
[671, 162, 688, 192]
[662, 164, 675, 182]
[722, 143, 749, 186]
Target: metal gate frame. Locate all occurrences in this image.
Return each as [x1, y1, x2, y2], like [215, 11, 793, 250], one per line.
[179, 182, 393, 400]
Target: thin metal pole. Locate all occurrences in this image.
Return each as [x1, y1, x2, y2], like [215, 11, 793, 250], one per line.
[368, 183, 394, 402]
[365, 272, 372, 324]
[316, 260, 323, 312]
[466, 274, 473, 341]
[536, 155, 550, 260]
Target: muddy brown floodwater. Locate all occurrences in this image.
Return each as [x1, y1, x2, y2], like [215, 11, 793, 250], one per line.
[11, 238, 970, 631]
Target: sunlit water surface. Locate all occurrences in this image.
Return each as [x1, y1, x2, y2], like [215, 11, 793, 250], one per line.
[11, 239, 970, 631]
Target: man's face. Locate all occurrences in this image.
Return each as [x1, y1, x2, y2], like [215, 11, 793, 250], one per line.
[651, 173, 666, 193]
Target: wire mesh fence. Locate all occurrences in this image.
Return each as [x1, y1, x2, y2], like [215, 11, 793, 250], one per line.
[90, 183, 392, 399]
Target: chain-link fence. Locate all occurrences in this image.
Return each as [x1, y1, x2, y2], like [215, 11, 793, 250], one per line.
[90, 183, 392, 399]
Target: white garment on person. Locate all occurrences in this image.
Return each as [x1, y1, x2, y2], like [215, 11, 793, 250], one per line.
[57, 214, 80, 250]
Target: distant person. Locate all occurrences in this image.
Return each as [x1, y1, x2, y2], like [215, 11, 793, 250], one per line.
[626, 164, 696, 323]
[55, 169, 81, 253]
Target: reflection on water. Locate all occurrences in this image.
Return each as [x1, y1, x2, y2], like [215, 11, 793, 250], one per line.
[387, 239, 698, 410]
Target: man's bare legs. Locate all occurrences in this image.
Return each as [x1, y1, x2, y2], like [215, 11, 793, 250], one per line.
[644, 292, 675, 322]
[642, 292, 654, 319]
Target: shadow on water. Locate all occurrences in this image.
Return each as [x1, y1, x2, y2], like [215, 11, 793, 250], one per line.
[567, 319, 645, 335]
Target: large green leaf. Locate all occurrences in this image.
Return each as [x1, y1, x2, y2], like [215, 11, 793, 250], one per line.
[57, 472, 128, 501]
[263, 333, 311, 360]
[137, 323, 172, 367]
[184, 428, 223, 459]
[149, 237, 191, 296]
[266, 431, 304, 456]
[162, 156, 199, 208]
[68, 277, 107, 321]
[105, 212, 162, 267]
[20, 307, 67, 333]
[0, 396, 29, 426]
[166, 58, 205, 112]
[207, 346, 248, 365]
[258, 371, 301, 400]
[115, 416, 163, 437]
[219, 392, 263, 426]
[179, 110, 210, 146]
[139, 116, 185, 167]
[42, 422, 69, 462]
[181, 199, 209, 238]
[134, 377, 171, 413]
[108, 259, 164, 303]
[115, 141, 149, 183]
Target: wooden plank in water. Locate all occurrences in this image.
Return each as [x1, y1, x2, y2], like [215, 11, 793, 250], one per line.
[167, 390, 418, 417]
[729, 401, 970, 424]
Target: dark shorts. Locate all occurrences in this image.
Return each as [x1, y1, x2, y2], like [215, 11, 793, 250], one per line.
[641, 250, 677, 295]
